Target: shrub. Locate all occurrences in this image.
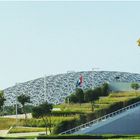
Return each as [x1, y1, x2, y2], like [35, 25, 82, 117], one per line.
[131, 83, 139, 91]
[68, 94, 78, 103]
[101, 83, 109, 96]
[75, 88, 84, 104]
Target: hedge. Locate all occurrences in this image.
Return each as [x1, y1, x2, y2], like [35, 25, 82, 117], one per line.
[37, 134, 140, 139]
[51, 111, 83, 116]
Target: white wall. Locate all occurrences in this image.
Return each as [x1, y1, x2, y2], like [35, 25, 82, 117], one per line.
[109, 82, 140, 91]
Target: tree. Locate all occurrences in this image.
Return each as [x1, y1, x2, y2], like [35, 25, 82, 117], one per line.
[94, 87, 102, 96]
[0, 90, 6, 115]
[84, 89, 93, 103]
[66, 89, 84, 104]
[84, 89, 99, 112]
[68, 94, 78, 103]
[17, 94, 30, 124]
[75, 88, 84, 105]
[101, 83, 109, 96]
[32, 102, 53, 135]
[131, 83, 139, 92]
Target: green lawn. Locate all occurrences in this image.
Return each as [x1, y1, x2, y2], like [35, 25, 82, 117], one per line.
[8, 127, 46, 133]
[0, 115, 79, 130]
[0, 118, 18, 130]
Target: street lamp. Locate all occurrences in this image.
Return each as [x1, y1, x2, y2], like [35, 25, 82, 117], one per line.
[15, 83, 18, 126]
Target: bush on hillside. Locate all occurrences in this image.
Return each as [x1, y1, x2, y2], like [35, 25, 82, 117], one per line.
[101, 83, 109, 96]
[131, 83, 139, 91]
[66, 83, 109, 105]
[68, 94, 78, 104]
[53, 118, 79, 134]
[75, 88, 85, 104]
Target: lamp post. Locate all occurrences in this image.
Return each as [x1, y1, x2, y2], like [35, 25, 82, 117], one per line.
[15, 83, 18, 126]
[16, 96, 18, 125]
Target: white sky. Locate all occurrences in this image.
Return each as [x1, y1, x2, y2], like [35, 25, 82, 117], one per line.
[0, 1, 140, 89]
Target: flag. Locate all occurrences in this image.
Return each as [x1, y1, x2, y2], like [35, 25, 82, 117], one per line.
[76, 75, 83, 87]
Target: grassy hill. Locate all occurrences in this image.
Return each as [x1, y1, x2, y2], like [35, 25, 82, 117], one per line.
[54, 91, 140, 113]
[0, 91, 140, 136]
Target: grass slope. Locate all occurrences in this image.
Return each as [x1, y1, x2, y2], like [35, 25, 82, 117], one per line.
[8, 127, 45, 133]
[0, 91, 140, 136]
[0, 118, 17, 130]
[55, 91, 140, 113]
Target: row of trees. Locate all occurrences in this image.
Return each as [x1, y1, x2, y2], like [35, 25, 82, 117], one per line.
[0, 91, 31, 116]
[0, 91, 52, 135]
[66, 83, 109, 111]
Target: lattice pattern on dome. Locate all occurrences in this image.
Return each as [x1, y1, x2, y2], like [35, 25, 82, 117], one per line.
[4, 71, 140, 106]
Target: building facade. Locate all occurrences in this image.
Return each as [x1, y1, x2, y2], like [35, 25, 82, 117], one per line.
[4, 71, 140, 106]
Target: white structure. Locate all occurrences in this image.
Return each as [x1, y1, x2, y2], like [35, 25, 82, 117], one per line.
[4, 71, 140, 106]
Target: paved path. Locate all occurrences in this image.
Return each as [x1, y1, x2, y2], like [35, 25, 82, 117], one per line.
[0, 130, 9, 137]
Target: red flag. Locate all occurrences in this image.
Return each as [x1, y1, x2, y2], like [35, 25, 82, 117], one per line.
[80, 75, 83, 85]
